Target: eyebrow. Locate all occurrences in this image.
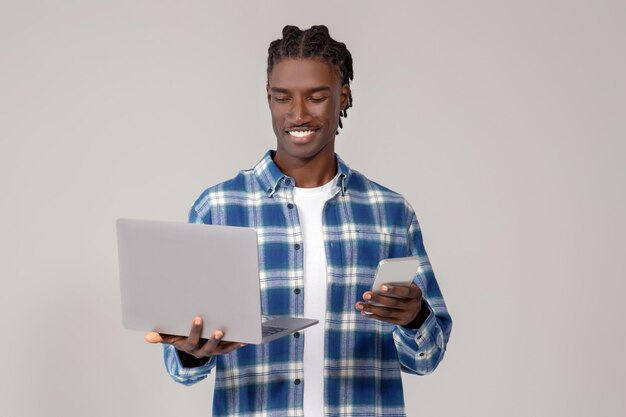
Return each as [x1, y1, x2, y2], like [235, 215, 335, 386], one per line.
[270, 86, 331, 94]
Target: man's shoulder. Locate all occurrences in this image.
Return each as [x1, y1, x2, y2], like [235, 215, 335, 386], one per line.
[344, 169, 418, 229]
[347, 169, 409, 206]
[190, 169, 258, 217]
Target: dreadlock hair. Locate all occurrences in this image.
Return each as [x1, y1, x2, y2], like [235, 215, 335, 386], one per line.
[267, 25, 354, 134]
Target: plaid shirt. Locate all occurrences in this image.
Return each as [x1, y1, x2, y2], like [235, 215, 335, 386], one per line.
[163, 150, 452, 417]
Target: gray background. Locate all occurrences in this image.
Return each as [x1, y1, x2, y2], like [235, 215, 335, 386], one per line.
[1, 0, 624, 416]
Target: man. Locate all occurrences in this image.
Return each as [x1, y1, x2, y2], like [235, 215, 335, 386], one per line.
[145, 25, 452, 417]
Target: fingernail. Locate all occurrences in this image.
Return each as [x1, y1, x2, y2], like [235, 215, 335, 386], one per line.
[215, 332, 223, 340]
[240, 343, 246, 347]
[194, 317, 202, 325]
[356, 303, 363, 310]
[381, 285, 388, 292]
[363, 293, 371, 300]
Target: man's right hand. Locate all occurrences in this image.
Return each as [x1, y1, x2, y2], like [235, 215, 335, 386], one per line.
[144, 316, 245, 359]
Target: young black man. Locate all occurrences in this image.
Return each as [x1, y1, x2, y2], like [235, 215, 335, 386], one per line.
[145, 25, 452, 417]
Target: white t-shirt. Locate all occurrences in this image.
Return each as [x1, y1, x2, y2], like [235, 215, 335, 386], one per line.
[293, 174, 339, 416]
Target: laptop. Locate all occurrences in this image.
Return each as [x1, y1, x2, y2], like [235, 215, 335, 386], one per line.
[116, 218, 318, 344]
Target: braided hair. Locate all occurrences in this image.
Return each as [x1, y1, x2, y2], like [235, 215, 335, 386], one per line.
[267, 25, 354, 133]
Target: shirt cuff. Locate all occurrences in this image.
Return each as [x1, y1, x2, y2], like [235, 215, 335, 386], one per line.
[397, 298, 436, 343]
[164, 344, 216, 381]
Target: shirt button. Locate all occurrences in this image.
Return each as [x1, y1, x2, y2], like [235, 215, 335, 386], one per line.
[294, 378, 301, 385]
[294, 243, 301, 250]
[294, 288, 301, 295]
[285, 179, 292, 186]
[267, 188, 272, 194]
[293, 332, 300, 338]
[417, 334, 423, 340]
[419, 352, 425, 357]
[287, 203, 294, 209]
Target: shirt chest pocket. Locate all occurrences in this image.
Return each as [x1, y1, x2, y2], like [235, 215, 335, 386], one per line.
[332, 229, 409, 300]
[347, 229, 409, 271]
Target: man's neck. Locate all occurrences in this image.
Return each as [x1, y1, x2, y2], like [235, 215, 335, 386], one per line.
[273, 147, 337, 188]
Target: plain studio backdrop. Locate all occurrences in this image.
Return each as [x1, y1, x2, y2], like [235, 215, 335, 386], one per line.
[1, 1, 624, 416]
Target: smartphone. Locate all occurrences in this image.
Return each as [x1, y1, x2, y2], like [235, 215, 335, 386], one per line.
[368, 256, 420, 308]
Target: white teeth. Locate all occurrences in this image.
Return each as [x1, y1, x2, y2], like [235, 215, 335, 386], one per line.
[289, 130, 314, 138]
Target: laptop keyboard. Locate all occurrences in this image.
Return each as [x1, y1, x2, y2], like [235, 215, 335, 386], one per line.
[262, 325, 288, 337]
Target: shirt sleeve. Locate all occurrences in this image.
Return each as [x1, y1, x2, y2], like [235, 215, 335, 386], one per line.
[160, 199, 218, 385]
[392, 208, 453, 375]
[162, 344, 217, 385]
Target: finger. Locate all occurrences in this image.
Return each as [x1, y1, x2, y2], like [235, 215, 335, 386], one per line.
[364, 292, 405, 309]
[144, 332, 163, 343]
[195, 330, 224, 357]
[362, 302, 404, 319]
[355, 301, 371, 312]
[380, 283, 420, 299]
[361, 305, 417, 326]
[184, 316, 203, 351]
[145, 332, 185, 345]
[361, 311, 404, 325]
[357, 300, 399, 317]
[356, 301, 375, 317]
[214, 341, 245, 355]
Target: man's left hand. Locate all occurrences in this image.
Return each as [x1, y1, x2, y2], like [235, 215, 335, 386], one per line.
[355, 283, 422, 326]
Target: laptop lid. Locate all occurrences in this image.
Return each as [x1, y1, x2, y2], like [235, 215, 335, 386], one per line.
[117, 218, 267, 343]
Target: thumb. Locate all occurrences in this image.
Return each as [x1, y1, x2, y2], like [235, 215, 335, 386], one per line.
[144, 332, 164, 344]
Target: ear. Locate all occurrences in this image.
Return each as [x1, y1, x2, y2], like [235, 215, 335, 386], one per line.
[340, 83, 350, 111]
[266, 82, 271, 107]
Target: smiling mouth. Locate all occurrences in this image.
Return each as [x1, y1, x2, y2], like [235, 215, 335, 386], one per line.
[286, 128, 319, 138]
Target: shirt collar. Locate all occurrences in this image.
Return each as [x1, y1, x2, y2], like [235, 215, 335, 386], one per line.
[253, 150, 352, 197]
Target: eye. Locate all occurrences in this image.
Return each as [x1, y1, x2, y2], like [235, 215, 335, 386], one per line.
[310, 96, 328, 103]
[273, 96, 290, 103]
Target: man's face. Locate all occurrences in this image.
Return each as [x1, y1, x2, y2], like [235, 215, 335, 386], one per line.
[267, 58, 350, 162]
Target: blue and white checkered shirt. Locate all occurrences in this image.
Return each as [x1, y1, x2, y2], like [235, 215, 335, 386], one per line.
[163, 150, 452, 417]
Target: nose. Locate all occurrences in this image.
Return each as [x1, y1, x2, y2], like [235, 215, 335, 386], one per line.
[289, 96, 309, 122]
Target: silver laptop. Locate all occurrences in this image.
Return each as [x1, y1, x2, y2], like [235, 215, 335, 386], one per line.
[116, 218, 318, 344]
